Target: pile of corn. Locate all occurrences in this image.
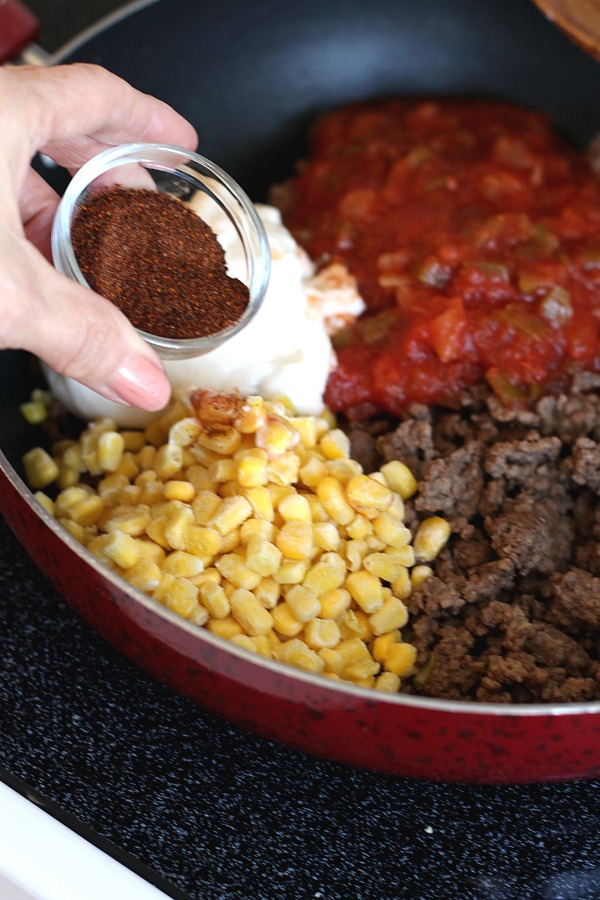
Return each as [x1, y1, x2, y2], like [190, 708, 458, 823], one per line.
[22, 390, 450, 691]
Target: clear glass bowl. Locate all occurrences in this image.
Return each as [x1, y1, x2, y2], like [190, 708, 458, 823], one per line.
[51, 143, 271, 360]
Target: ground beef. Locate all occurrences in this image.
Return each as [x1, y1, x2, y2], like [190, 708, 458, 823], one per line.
[351, 381, 600, 703]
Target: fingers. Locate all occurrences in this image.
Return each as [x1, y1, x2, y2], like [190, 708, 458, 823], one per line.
[0, 63, 198, 177]
[1, 233, 171, 411]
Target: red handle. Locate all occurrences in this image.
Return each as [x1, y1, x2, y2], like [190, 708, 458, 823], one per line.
[0, 0, 39, 63]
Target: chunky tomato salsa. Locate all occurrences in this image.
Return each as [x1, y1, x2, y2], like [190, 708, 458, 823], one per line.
[277, 99, 600, 416]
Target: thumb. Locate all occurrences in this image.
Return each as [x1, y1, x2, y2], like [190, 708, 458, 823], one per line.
[4, 239, 171, 411]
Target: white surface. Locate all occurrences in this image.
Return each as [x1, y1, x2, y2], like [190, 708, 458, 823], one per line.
[0, 782, 169, 900]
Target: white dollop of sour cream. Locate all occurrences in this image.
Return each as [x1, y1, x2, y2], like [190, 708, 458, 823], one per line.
[44, 203, 364, 427]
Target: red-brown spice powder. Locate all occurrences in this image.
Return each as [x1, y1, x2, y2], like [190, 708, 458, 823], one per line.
[71, 186, 250, 339]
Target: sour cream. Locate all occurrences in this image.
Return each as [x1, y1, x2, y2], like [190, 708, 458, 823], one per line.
[44, 203, 364, 427]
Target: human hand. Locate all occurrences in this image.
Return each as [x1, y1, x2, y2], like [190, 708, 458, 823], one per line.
[0, 63, 198, 410]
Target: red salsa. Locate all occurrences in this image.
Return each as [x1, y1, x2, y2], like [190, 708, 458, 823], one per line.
[277, 99, 600, 416]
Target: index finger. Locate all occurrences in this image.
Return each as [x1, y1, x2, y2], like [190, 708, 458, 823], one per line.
[0, 63, 198, 175]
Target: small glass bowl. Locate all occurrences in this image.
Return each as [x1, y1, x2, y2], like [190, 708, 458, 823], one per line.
[51, 143, 271, 361]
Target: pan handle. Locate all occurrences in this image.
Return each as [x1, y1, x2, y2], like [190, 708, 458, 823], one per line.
[0, 0, 40, 64]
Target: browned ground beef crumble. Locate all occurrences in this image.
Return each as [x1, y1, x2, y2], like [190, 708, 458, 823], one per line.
[347, 372, 600, 703]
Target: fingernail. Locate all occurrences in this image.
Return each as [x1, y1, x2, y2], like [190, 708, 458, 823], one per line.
[108, 354, 171, 410]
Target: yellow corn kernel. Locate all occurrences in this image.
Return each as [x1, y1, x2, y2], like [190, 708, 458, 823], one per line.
[373, 513, 411, 548]
[386, 493, 406, 520]
[345, 538, 368, 572]
[230, 634, 259, 653]
[162, 550, 205, 578]
[299, 456, 329, 489]
[96, 431, 125, 472]
[58, 517, 87, 543]
[193, 567, 221, 586]
[319, 647, 345, 675]
[369, 596, 409, 636]
[413, 516, 451, 562]
[183, 465, 213, 493]
[256, 416, 299, 457]
[343, 656, 380, 681]
[275, 521, 314, 560]
[317, 476, 355, 526]
[216, 553, 261, 590]
[255, 577, 280, 609]
[380, 460, 418, 499]
[134, 539, 166, 566]
[208, 495, 252, 535]
[303, 618, 341, 650]
[327, 457, 364, 485]
[114, 452, 139, 481]
[229, 588, 273, 636]
[22, 447, 59, 489]
[384, 641, 417, 677]
[118, 430, 144, 453]
[363, 552, 403, 583]
[345, 474, 392, 512]
[163, 506, 195, 550]
[191, 490, 221, 525]
[391, 566, 412, 600]
[34, 491, 55, 516]
[198, 424, 242, 455]
[60, 443, 85, 474]
[20, 400, 47, 425]
[117, 484, 143, 505]
[208, 458, 237, 484]
[243, 486, 274, 522]
[346, 570, 384, 613]
[184, 525, 221, 562]
[288, 416, 318, 449]
[86, 534, 112, 559]
[199, 580, 230, 619]
[103, 531, 141, 569]
[411, 564, 434, 588]
[371, 630, 400, 665]
[124, 559, 162, 593]
[55, 460, 80, 490]
[154, 574, 199, 619]
[271, 601, 304, 637]
[303, 553, 346, 595]
[206, 616, 243, 640]
[103, 504, 151, 537]
[385, 545, 416, 567]
[154, 444, 184, 480]
[168, 417, 201, 447]
[337, 637, 371, 666]
[237, 450, 268, 487]
[135, 444, 157, 471]
[145, 515, 169, 549]
[305, 495, 329, 523]
[267, 453, 300, 486]
[54, 486, 92, 516]
[285, 584, 320, 622]
[272, 559, 308, 585]
[319, 428, 350, 460]
[312, 522, 341, 552]
[319, 588, 351, 619]
[278, 493, 311, 522]
[345, 515, 373, 540]
[97, 473, 128, 502]
[66, 494, 104, 526]
[246, 537, 283, 576]
[273, 638, 324, 674]
[374, 671, 401, 692]
[338, 608, 373, 642]
[240, 518, 274, 544]
[235, 396, 266, 433]
[163, 480, 195, 502]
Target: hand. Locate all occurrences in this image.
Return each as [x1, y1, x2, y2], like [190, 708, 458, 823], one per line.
[0, 63, 198, 410]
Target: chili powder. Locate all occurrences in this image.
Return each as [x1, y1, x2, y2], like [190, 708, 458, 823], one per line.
[71, 186, 249, 339]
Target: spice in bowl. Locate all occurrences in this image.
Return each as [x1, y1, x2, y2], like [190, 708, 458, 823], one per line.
[70, 186, 250, 340]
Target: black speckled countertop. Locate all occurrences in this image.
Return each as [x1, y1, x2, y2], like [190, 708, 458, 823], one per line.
[2, 3, 600, 897]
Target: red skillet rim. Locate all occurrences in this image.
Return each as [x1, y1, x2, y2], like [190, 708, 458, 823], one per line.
[3, 446, 599, 720]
